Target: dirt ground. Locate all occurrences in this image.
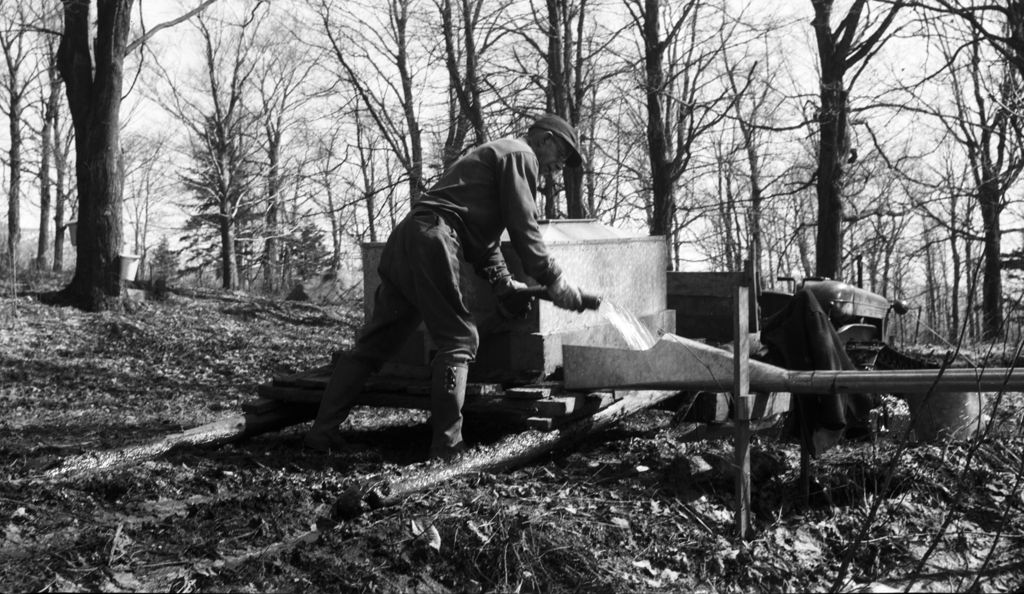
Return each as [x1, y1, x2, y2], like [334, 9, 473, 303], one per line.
[1, 290, 1023, 593]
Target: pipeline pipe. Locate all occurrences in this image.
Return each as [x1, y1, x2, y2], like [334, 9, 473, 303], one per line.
[775, 368, 1024, 394]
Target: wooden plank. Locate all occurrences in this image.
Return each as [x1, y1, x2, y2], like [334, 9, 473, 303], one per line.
[408, 382, 503, 397]
[524, 417, 557, 431]
[258, 383, 573, 419]
[471, 383, 507, 397]
[505, 387, 552, 400]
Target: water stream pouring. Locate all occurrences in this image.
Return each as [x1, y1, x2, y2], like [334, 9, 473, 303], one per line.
[510, 286, 656, 351]
[595, 300, 658, 351]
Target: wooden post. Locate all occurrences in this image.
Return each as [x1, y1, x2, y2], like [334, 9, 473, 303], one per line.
[733, 283, 753, 539]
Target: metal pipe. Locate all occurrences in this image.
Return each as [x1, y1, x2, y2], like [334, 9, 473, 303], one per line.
[776, 368, 1024, 394]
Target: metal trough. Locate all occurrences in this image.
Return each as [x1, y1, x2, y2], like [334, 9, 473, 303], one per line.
[563, 333, 1024, 394]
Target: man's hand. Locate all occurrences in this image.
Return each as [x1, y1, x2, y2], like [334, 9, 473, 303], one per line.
[547, 274, 585, 312]
[493, 277, 532, 319]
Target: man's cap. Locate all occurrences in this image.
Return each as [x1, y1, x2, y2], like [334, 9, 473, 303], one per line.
[529, 114, 583, 168]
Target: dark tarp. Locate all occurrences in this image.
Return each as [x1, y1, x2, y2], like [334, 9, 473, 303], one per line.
[760, 288, 878, 456]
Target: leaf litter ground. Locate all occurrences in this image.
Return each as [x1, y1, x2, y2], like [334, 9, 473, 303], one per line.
[1, 292, 1023, 592]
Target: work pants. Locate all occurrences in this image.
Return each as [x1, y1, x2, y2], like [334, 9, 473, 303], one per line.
[312, 209, 477, 452]
[353, 209, 479, 367]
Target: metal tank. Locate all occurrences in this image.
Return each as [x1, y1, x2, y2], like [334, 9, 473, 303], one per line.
[361, 219, 675, 383]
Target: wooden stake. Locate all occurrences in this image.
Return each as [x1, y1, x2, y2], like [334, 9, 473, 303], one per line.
[733, 284, 752, 540]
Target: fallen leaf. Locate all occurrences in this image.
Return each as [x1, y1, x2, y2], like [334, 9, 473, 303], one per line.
[411, 519, 441, 551]
[109, 571, 143, 590]
[424, 525, 441, 552]
[467, 520, 490, 544]
[660, 567, 680, 582]
[610, 517, 630, 530]
[107, 524, 133, 568]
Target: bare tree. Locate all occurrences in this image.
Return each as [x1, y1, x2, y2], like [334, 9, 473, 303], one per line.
[625, 0, 737, 268]
[45, 0, 217, 309]
[317, 0, 429, 205]
[505, 0, 623, 218]
[434, 0, 521, 168]
[808, 0, 903, 279]
[121, 130, 175, 278]
[49, 0, 134, 308]
[931, 16, 1024, 338]
[250, 20, 319, 293]
[720, 17, 791, 276]
[917, 1, 1024, 76]
[439, 0, 489, 150]
[167, 6, 265, 290]
[0, 1, 41, 270]
[308, 129, 348, 276]
[50, 104, 73, 272]
[35, 27, 61, 270]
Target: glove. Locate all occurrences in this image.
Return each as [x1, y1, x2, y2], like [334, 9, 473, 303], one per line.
[493, 276, 532, 319]
[547, 274, 584, 312]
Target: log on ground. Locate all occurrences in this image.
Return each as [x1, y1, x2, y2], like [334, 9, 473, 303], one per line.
[42, 404, 318, 480]
[359, 389, 680, 510]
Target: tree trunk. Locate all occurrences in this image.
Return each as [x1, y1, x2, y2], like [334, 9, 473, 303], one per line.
[5, 89, 21, 267]
[564, 167, 586, 218]
[52, 113, 70, 272]
[326, 185, 341, 276]
[460, 0, 486, 144]
[219, 202, 237, 290]
[394, 0, 423, 204]
[52, 0, 132, 310]
[543, 175, 558, 219]
[263, 129, 281, 293]
[814, 78, 848, 279]
[440, 0, 485, 162]
[37, 60, 62, 270]
[979, 183, 1003, 339]
[543, 0, 589, 219]
[642, 0, 674, 250]
[563, 2, 587, 219]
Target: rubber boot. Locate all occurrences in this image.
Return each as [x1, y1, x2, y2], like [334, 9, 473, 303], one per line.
[304, 353, 375, 452]
[428, 360, 469, 461]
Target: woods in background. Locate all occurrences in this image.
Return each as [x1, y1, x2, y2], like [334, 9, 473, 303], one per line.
[1, 0, 1023, 343]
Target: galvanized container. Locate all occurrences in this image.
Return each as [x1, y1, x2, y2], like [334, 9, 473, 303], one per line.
[361, 219, 675, 383]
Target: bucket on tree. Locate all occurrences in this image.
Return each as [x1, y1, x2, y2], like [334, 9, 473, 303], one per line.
[119, 253, 140, 281]
[902, 391, 988, 441]
[67, 221, 78, 246]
